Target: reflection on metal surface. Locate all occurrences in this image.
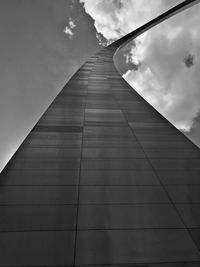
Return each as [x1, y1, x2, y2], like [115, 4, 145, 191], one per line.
[0, 0, 200, 266]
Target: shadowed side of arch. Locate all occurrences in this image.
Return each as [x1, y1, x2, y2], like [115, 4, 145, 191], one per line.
[0, 1, 200, 266]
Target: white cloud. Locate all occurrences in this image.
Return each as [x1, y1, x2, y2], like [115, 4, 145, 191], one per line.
[64, 18, 76, 38]
[80, 0, 200, 131]
[123, 5, 200, 131]
[69, 18, 76, 29]
[80, 0, 182, 43]
[63, 26, 73, 38]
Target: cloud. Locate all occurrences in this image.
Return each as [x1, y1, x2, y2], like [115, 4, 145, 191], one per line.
[64, 18, 76, 38]
[80, 0, 182, 44]
[69, 18, 76, 29]
[80, 0, 200, 133]
[184, 111, 200, 147]
[63, 26, 73, 38]
[123, 5, 200, 131]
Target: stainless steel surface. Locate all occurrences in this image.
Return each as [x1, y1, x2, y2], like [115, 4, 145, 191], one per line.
[0, 0, 200, 266]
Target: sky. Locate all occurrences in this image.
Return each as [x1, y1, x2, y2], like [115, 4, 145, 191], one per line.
[0, 0, 101, 171]
[0, 0, 200, 171]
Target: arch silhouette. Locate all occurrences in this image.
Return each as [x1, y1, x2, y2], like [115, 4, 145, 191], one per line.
[0, 0, 200, 266]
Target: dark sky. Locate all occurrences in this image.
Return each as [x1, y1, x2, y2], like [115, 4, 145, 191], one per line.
[0, 0, 100, 170]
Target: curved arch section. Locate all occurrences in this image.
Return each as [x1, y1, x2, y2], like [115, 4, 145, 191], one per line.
[112, 0, 200, 50]
[0, 1, 200, 266]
